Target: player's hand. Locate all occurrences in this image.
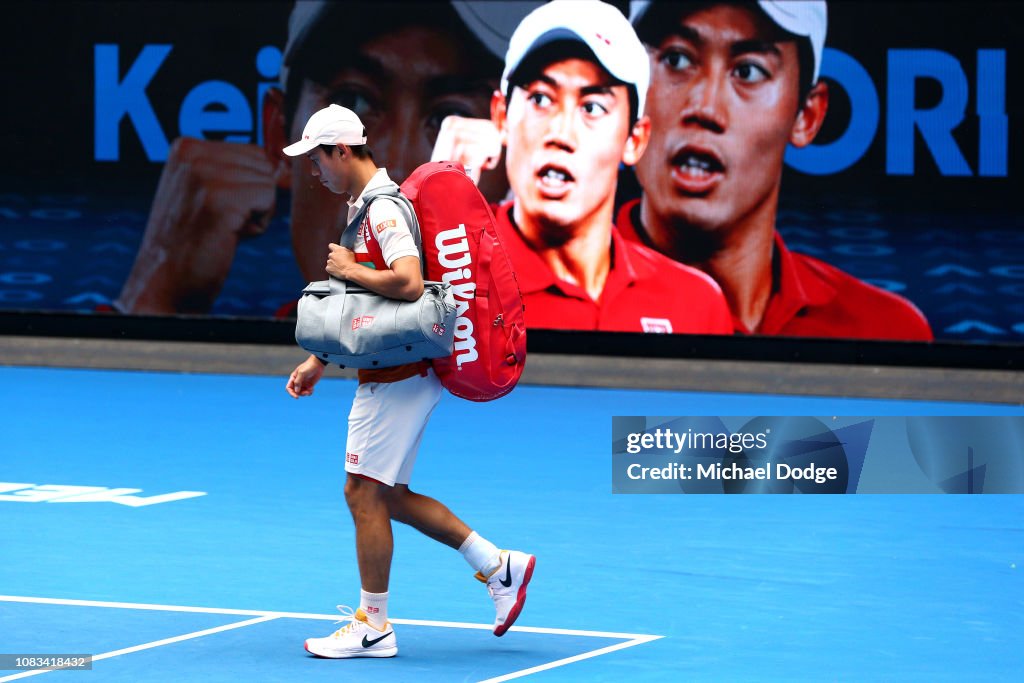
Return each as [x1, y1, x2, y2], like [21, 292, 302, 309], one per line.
[115, 138, 278, 314]
[431, 115, 502, 186]
[326, 243, 356, 279]
[286, 355, 326, 399]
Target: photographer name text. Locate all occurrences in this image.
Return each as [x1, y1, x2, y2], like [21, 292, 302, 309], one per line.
[626, 461, 838, 484]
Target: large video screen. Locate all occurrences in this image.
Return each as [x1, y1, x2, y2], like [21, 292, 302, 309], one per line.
[1, 1, 1018, 347]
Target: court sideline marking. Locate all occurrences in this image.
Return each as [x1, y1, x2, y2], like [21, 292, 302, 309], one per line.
[0, 595, 663, 682]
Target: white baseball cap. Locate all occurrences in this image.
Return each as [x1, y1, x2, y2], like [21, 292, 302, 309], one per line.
[282, 104, 367, 157]
[502, 0, 650, 117]
[757, 1, 827, 83]
[630, 1, 828, 84]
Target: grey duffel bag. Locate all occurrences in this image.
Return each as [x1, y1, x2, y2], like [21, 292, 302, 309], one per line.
[295, 277, 457, 369]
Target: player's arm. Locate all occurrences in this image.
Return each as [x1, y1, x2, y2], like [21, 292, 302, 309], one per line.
[116, 138, 277, 313]
[326, 247, 424, 301]
[286, 354, 326, 398]
[431, 115, 502, 186]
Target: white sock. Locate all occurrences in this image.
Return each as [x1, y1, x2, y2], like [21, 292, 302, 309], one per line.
[459, 531, 502, 576]
[359, 589, 389, 629]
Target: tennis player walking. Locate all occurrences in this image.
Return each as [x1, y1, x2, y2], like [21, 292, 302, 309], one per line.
[284, 104, 535, 659]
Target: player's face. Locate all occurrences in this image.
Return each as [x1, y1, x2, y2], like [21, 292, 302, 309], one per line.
[500, 58, 639, 240]
[287, 24, 500, 282]
[305, 147, 349, 195]
[635, 4, 806, 237]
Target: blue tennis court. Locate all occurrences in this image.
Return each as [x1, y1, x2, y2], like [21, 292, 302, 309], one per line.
[2, 366, 1022, 681]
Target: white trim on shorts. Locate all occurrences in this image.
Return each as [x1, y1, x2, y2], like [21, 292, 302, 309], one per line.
[344, 369, 442, 486]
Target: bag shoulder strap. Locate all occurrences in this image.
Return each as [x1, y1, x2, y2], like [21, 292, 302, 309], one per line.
[339, 186, 421, 252]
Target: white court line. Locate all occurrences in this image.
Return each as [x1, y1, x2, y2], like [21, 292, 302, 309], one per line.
[0, 615, 277, 682]
[0, 595, 663, 681]
[480, 634, 664, 683]
[0, 595, 652, 641]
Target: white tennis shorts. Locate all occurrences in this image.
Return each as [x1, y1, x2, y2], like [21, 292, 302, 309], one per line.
[344, 369, 443, 486]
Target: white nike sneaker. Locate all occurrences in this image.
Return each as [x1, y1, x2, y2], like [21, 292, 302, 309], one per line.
[304, 606, 397, 658]
[476, 550, 536, 636]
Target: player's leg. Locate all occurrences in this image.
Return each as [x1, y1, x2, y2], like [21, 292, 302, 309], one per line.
[304, 375, 436, 660]
[384, 485, 536, 636]
[303, 472, 398, 659]
[346, 474, 394, 592]
[384, 484, 471, 548]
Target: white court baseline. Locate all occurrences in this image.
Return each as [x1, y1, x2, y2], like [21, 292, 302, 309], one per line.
[0, 594, 663, 683]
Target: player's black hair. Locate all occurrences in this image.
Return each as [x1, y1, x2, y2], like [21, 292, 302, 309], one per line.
[345, 143, 374, 161]
[283, 1, 502, 127]
[504, 39, 641, 129]
[319, 130, 374, 161]
[632, 1, 817, 104]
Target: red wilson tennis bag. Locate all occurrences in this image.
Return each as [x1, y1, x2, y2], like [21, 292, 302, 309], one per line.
[400, 161, 526, 401]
